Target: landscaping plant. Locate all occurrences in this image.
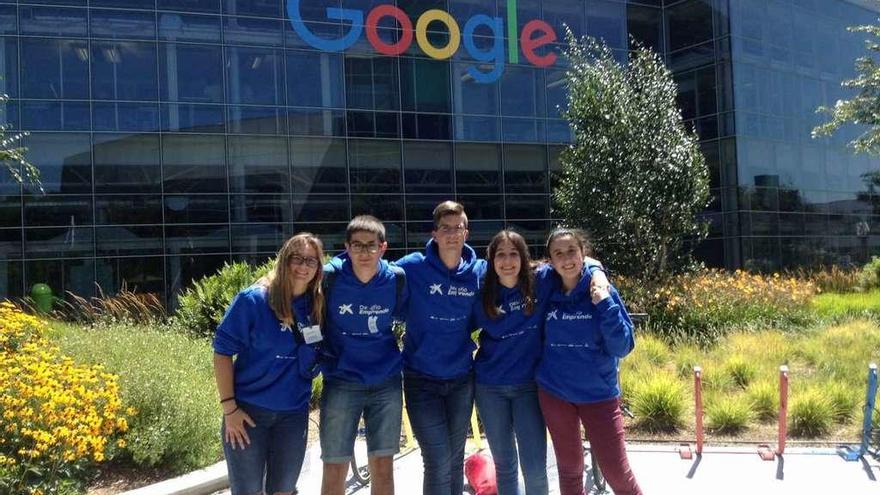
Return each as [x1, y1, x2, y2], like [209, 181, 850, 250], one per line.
[790, 388, 834, 438]
[631, 373, 686, 432]
[706, 395, 753, 434]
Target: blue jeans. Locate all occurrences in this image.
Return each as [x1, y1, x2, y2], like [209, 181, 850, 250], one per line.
[319, 375, 402, 463]
[404, 371, 474, 495]
[221, 401, 308, 495]
[475, 382, 548, 495]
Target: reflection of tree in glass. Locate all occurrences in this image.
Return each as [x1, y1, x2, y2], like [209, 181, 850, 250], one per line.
[0, 92, 41, 192]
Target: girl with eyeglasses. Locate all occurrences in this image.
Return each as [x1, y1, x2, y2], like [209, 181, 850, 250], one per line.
[213, 233, 326, 495]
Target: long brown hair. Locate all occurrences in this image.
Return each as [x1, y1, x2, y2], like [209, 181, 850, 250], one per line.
[259, 233, 324, 328]
[482, 230, 535, 319]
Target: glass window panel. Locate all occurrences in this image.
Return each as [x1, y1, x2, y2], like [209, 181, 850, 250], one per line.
[697, 66, 717, 117]
[290, 137, 347, 194]
[779, 212, 805, 236]
[0, 39, 18, 100]
[286, 51, 344, 108]
[90, 10, 156, 40]
[161, 103, 226, 132]
[351, 194, 404, 221]
[0, 228, 22, 260]
[542, 0, 584, 36]
[751, 212, 779, 236]
[403, 141, 452, 194]
[164, 195, 229, 224]
[226, 46, 284, 105]
[24, 133, 91, 194]
[162, 135, 227, 193]
[449, 0, 497, 19]
[95, 226, 163, 256]
[502, 118, 544, 142]
[455, 143, 501, 194]
[223, 16, 282, 46]
[506, 195, 548, 219]
[21, 38, 89, 99]
[0, 196, 20, 227]
[544, 68, 566, 118]
[292, 222, 346, 253]
[587, 0, 626, 50]
[293, 194, 349, 223]
[401, 113, 449, 140]
[405, 220, 433, 249]
[158, 0, 219, 14]
[26, 258, 95, 300]
[21, 100, 90, 131]
[166, 254, 228, 299]
[95, 195, 162, 225]
[400, 57, 451, 113]
[452, 62, 498, 116]
[222, 0, 280, 18]
[284, 20, 344, 49]
[668, 40, 714, 73]
[91, 41, 158, 100]
[287, 107, 345, 136]
[159, 12, 221, 42]
[228, 136, 288, 193]
[505, 219, 549, 245]
[20, 6, 87, 37]
[457, 194, 502, 219]
[93, 133, 161, 193]
[24, 194, 92, 227]
[501, 66, 544, 117]
[25, 226, 94, 258]
[345, 55, 399, 111]
[454, 115, 500, 141]
[228, 106, 282, 134]
[666, 0, 714, 52]
[349, 110, 401, 138]
[0, 5, 16, 35]
[626, 5, 661, 52]
[95, 256, 164, 300]
[546, 120, 572, 143]
[405, 195, 449, 224]
[349, 140, 401, 194]
[165, 224, 229, 253]
[498, 0, 539, 41]
[504, 144, 547, 194]
[159, 43, 224, 103]
[467, 219, 505, 247]
[231, 223, 286, 253]
[91, 0, 155, 8]
[230, 194, 291, 223]
[93, 102, 160, 132]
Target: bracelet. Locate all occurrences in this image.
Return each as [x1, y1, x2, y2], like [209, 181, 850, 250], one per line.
[219, 396, 235, 404]
[223, 406, 239, 416]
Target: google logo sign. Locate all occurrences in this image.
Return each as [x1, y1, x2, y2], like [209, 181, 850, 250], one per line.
[287, 0, 559, 84]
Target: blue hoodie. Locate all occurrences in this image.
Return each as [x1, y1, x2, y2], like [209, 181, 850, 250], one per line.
[472, 269, 556, 386]
[213, 285, 319, 413]
[536, 264, 635, 403]
[322, 253, 406, 384]
[395, 240, 487, 379]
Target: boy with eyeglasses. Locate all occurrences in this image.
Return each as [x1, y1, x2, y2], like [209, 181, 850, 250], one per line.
[319, 215, 407, 495]
[394, 201, 487, 495]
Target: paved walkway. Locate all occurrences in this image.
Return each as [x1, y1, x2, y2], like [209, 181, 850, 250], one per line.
[213, 440, 880, 494]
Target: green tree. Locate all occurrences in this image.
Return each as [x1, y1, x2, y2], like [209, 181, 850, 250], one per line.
[554, 36, 709, 278]
[0, 92, 39, 189]
[813, 22, 880, 153]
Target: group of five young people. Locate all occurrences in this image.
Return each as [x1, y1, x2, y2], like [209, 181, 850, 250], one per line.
[212, 200, 643, 495]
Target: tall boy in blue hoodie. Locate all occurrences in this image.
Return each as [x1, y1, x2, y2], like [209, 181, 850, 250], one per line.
[320, 215, 407, 495]
[395, 201, 487, 495]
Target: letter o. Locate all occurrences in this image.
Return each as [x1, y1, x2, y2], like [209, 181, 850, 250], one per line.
[366, 5, 413, 56]
[415, 9, 461, 60]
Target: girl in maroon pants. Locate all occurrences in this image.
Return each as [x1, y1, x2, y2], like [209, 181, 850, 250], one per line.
[535, 228, 642, 495]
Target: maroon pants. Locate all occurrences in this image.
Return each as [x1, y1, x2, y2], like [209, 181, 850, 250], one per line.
[538, 388, 642, 495]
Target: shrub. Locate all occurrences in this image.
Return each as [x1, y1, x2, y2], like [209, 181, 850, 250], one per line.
[812, 290, 880, 320]
[790, 388, 834, 438]
[633, 334, 670, 366]
[673, 344, 702, 379]
[0, 303, 130, 495]
[48, 321, 221, 473]
[793, 266, 861, 294]
[826, 382, 858, 423]
[46, 287, 166, 325]
[310, 374, 323, 410]
[174, 259, 273, 339]
[857, 256, 880, 291]
[722, 355, 758, 389]
[746, 381, 779, 421]
[632, 373, 686, 432]
[706, 395, 753, 434]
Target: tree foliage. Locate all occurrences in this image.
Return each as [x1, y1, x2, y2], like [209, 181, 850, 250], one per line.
[554, 35, 709, 279]
[813, 22, 880, 154]
[0, 93, 39, 190]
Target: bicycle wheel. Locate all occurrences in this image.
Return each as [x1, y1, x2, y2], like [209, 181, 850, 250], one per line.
[350, 422, 371, 485]
[589, 448, 606, 493]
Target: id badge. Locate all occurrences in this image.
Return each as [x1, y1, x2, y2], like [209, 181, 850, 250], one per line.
[302, 325, 323, 344]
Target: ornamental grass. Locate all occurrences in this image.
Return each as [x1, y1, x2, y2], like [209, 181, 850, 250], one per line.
[0, 302, 132, 495]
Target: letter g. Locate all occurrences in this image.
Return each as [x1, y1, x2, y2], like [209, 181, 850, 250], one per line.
[287, 0, 363, 52]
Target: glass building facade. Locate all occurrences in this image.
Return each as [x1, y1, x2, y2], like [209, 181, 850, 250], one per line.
[0, 0, 877, 304]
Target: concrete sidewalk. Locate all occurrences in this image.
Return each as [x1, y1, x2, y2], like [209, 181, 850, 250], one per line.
[207, 441, 879, 495]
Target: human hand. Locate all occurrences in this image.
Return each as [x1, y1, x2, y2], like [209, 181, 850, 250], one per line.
[223, 406, 255, 450]
[590, 270, 611, 304]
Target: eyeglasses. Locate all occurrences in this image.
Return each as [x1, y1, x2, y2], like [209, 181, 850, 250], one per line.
[290, 255, 319, 268]
[349, 241, 380, 254]
[437, 224, 466, 235]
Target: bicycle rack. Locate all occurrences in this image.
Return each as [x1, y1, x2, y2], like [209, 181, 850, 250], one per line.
[758, 365, 788, 461]
[837, 363, 878, 461]
[678, 366, 703, 460]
